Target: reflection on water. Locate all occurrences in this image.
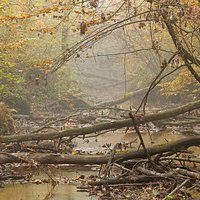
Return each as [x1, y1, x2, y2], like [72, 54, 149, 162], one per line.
[76, 130, 188, 150]
[0, 166, 97, 200]
[76, 130, 200, 155]
[0, 183, 94, 200]
[0, 130, 199, 200]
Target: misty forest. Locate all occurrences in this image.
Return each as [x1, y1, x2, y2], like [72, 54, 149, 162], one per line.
[0, 0, 200, 199]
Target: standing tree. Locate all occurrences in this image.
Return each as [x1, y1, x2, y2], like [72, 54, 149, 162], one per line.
[47, 0, 199, 109]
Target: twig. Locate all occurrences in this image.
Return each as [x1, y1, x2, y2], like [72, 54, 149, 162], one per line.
[129, 112, 151, 163]
[160, 157, 200, 164]
[31, 112, 80, 133]
[136, 166, 174, 177]
[163, 179, 190, 200]
[43, 184, 57, 200]
[176, 168, 200, 180]
[113, 163, 132, 173]
[103, 143, 119, 178]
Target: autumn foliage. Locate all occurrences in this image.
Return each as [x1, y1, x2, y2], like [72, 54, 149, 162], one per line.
[0, 0, 199, 107]
[0, 102, 15, 135]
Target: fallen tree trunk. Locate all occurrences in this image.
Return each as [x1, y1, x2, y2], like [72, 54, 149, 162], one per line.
[89, 175, 159, 186]
[95, 87, 149, 107]
[0, 136, 200, 164]
[0, 100, 200, 143]
[0, 175, 26, 181]
[162, 119, 200, 126]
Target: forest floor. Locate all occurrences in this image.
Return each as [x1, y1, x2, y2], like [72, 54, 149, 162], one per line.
[0, 104, 200, 200]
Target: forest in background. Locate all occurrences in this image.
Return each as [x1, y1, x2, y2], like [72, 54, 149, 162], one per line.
[0, 0, 200, 199]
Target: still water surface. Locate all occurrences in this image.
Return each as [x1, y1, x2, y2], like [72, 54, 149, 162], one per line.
[0, 183, 93, 200]
[0, 130, 198, 200]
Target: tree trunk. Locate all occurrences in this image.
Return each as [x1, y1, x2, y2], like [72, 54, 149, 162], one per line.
[0, 136, 200, 164]
[0, 100, 199, 143]
[96, 87, 149, 107]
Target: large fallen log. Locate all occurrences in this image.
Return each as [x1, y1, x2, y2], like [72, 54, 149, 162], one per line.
[0, 100, 200, 143]
[96, 87, 149, 107]
[0, 136, 200, 164]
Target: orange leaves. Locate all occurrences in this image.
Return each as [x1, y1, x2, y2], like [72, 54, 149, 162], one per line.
[39, 4, 72, 14]
[29, 19, 57, 35]
[90, 0, 98, 8]
[29, 61, 51, 87]
[30, 27, 57, 35]
[30, 60, 53, 70]
[74, 9, 94, 15]
[101, 13, 106, 22]
[79, 17, 104, 35]
[86, 18, 100, 27]
[180, 0, 199, 6]
[138, 22, 146, 29]
[0, 13, 32, 23]
[80, 21, 87, 35]
[0, 3, 73, 24]
[185, 5, 200, 21]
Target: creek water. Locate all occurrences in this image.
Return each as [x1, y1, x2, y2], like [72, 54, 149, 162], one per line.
[0, 167, 97, 200]
[0, 130, 199, 200]
[0, 183, 92, 200]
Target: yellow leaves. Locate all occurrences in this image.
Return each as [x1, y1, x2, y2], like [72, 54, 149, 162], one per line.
[86, 19, 99, 26]
[161, 67, 200, 96]
[180, 0, 199, 6]
[29, 20, 57, 35]
[1, 38, 29, 51]
[74, 9, 94, 15]
[30, 27, 57, 35]
[0, 3, 73, 24]
[39, 4, 69, 14]
[30, 59, 53, 71]
[34, 20, 47, 29]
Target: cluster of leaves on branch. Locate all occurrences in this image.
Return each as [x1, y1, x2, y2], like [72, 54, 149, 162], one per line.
[1, 0, 97, 103]
[0, 0, 199, 105]
[34, 0, 197, 100]
[149, 0, 200, 97]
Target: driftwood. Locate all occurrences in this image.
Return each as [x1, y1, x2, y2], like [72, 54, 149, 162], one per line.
[0, 100, 200, 143]
[0, 136, 200, 165]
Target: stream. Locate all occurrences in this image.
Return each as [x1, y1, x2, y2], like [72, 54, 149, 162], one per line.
[0, 130, 199, 200]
